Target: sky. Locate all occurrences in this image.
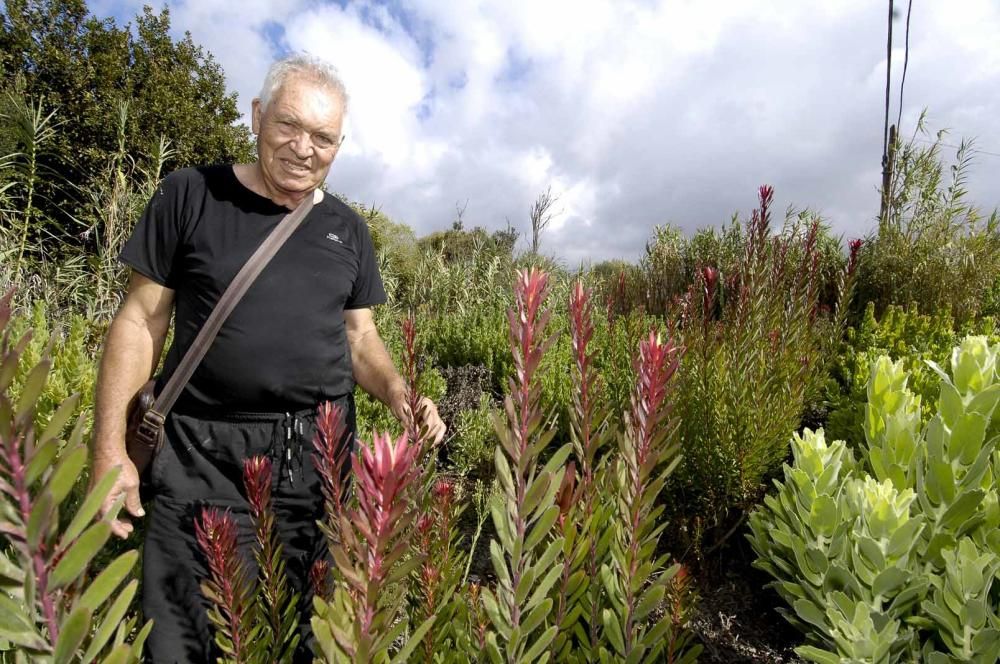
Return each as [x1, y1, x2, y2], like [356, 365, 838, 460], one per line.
[91, 0, 1000, 266]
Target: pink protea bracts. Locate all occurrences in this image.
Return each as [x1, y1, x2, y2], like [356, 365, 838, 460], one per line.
[327, 430, 423, 651]
[628, 331, 681, 465]
[848, 238, 863, 276]
[195, 507, 254, 661]
[243, 455, 272, 518]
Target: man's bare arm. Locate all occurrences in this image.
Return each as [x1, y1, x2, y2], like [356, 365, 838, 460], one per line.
[344, 307, 446, 443]
[91, 272, 174, 538]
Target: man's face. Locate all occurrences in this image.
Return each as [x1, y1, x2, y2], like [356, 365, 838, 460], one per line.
[251, 75, 345, 197]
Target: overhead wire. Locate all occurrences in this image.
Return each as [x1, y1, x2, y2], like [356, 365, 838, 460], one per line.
[882, 0, 894, 165]
[896, 0, 913, 132]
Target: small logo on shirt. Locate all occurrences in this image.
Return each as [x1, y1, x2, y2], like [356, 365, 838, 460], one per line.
[325, 232, 343, 244]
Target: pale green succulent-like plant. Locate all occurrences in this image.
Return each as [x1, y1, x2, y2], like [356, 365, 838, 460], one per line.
[750, 335, 1000, 663]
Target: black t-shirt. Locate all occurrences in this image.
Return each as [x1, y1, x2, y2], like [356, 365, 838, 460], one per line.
[119, 165, 386, 412]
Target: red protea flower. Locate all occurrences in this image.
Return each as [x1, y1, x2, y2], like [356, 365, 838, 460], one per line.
[353, 432, 421, 589]
[630, 332, 681, 461]
[512, 268, 550, 350]
[570, 281, 594, 375]
[432, 478, 455, 506]
[700, 266, 719, 321]
[356, 433, 420, 518]
[847, 238, 863, 276]
[195, 507, 252, 661]
[243, 456, 272, 518]
[310, 559, 331, 601]
[758, 185, 774, 217]
[416, 513, 435, 535]
[195, 507, 240, 598]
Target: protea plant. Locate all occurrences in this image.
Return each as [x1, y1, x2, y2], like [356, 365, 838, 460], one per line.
[562, 280, 615, 659]
[481, 267, 572, 663]
[195, 507, 257, 663]
[0, 289, 152, 661]
[311, 422, 437, 662]
[600, 330, 700, 663]
[243, 456, 300, 662]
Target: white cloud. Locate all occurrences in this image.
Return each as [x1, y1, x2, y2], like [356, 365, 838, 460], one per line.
[95, 0, 1000, 266]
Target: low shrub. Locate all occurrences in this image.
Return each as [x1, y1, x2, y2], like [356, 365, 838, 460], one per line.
[449, 394, 497, 480]
[749, 336, 1000, 662]
[825, 302, 998, 450]
[7, 299, 99, 434]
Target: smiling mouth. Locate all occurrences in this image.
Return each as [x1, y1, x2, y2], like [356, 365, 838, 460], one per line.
[282, 159, 310, 173]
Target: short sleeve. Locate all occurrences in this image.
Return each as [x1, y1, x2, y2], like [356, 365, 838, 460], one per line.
[345, 214, 387, 309]
[119, 173, 187, 288]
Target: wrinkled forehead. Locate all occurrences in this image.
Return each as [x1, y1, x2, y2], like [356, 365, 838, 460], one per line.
[269, 73, 347, 115]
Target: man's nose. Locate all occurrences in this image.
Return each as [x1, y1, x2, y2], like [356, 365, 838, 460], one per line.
[289, 132, 314, 159]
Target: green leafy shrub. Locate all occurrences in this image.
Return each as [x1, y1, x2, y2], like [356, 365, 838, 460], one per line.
[825, 302, 998, 449]
[0, 291, 151, 661]
[450, 394, 498, 480]
[667, 186, 857, 553]
[749, 336, 1000, 663]
[8, 300, 98, 434]
[592, 309, 665, 423]
[422, 306, 511, 391]
[353, 312, 447, 439]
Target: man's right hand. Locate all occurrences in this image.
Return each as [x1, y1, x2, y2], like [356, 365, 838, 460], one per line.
[91, 452, 145, 539]
[90, 272, 173, 539]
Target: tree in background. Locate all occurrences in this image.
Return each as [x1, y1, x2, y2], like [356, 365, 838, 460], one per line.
[0, 0, 254, 255]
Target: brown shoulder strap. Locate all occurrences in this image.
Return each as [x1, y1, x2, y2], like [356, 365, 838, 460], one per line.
[151, 191, 318, 415]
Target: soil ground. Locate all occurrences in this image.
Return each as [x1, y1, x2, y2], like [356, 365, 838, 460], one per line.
[690, 540, 806, 663]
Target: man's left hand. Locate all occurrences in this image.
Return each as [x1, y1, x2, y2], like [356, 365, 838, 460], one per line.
[391, 391, 446, 444]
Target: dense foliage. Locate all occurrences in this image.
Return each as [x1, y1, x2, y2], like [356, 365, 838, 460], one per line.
[749, 337, 1000, 662]
[824, 302, 998, 450]
[0, 291, 151, 662]
[3, 2, 1000, 659]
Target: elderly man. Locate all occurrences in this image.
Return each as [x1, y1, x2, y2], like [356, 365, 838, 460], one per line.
[90, 54, 445, 663]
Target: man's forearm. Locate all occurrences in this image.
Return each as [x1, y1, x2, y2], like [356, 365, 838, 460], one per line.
[350, 329, 406, 407]
[91, 315, 165, 460]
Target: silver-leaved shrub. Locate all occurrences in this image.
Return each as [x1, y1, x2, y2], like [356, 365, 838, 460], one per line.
[749, 335, 1000, 663]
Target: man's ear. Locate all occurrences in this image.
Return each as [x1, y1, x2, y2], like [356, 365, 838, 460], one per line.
[251, 98, 262, 135]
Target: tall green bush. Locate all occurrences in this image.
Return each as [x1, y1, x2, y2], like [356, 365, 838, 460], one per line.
[666, 186, 857, 553]
[857, 119, 1000, 323]
[749, 336, 1000, 662]
[0, 0, 254, 249]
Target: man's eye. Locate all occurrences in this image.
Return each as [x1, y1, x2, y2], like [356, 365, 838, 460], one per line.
[315, 136, 332, 148]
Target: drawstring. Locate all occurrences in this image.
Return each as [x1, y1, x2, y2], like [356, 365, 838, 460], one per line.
[280, 412, 306, 486]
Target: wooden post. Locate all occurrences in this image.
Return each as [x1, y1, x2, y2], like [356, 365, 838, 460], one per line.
[879, 124, 897, 224]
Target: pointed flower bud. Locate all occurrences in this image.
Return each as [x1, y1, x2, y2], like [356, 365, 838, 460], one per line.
[242, 456, 272, 518]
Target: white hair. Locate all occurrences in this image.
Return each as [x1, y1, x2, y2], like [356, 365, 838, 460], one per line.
[258, 53, 349, 113]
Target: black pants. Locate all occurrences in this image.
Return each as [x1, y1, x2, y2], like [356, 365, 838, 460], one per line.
[141, 394, 354, 664]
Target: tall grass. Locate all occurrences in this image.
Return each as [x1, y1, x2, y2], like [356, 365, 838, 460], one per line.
[858, 115, 1000, 323]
